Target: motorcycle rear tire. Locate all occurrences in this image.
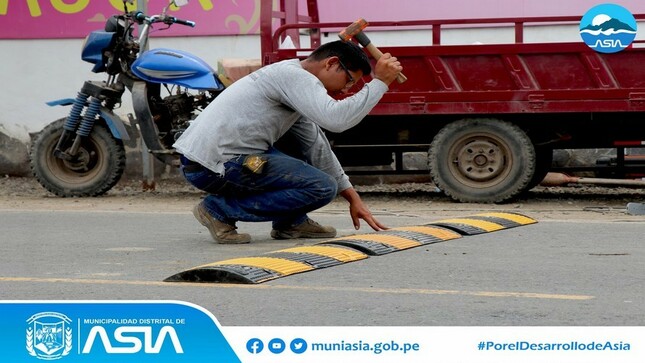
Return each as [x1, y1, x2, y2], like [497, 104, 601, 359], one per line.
[30, 118, 126, 197]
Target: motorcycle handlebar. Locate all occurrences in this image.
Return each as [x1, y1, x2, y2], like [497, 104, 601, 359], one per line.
[132, 11, 146, 23]
[166, 16, 196, 27]
[129, 12, 195, 27]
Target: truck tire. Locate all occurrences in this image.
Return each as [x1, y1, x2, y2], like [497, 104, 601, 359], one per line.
[526, 147, 553, 190]
[30, 118, 126, 197]
[429, 118, 536, 203]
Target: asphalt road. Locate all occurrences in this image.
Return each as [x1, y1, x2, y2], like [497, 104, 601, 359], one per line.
[1, 205, 643, 326]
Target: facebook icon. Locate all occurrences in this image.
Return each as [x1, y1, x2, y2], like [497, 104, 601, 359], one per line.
[246, 338, 264, 354]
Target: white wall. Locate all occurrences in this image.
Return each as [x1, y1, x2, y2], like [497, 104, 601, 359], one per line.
[0, 35, 260, 143]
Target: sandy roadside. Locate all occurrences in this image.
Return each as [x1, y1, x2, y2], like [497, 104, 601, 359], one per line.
[1, 176, 644, 222]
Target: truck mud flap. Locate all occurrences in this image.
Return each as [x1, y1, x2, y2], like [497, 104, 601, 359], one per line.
[165, 212, 537, 284]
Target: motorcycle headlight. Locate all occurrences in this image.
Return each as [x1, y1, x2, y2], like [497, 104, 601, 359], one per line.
[105, 16, 126, 35]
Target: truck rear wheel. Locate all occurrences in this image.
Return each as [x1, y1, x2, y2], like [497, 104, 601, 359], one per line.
[429, 118, 536, 203]
[526, 146, 553, 190]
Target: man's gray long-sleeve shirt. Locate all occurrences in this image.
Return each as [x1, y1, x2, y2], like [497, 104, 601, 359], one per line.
[173, 58, 389, 192]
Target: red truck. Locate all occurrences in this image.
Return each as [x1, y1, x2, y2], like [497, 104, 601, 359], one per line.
[256, 0, 645, 203]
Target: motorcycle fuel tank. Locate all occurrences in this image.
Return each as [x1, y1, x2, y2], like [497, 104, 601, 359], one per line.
[131, 48, 224, 90]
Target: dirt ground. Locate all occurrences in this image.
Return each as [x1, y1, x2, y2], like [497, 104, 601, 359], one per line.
[1, 176, 644, 222]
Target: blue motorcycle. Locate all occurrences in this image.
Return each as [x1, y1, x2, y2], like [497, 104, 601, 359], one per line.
[30, 0, 224, 197]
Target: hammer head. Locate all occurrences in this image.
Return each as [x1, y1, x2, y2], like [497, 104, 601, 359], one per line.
[339, 18, 368, 42]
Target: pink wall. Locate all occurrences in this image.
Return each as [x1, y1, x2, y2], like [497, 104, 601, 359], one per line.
[0, 0, 261, 39]
[1, 0, 645, 39]
[318, 0, 645, 22]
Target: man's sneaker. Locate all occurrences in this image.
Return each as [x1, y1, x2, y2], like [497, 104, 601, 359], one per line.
[192, 202, 251, 244]
[270, 218, 337, 239]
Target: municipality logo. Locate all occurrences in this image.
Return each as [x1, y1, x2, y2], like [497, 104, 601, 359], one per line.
[579, 3, 637, 53]
[26, 312, 73, 360]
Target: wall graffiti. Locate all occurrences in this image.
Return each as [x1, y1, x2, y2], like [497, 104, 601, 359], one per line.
[0, 0, 259, 38]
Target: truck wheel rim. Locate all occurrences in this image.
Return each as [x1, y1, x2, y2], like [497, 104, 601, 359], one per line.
[448, 135, 512, 187]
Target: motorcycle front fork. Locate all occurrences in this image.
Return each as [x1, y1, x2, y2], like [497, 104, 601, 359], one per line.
[54, 81, 123, 160]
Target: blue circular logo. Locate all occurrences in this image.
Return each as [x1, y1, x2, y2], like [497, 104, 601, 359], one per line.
[246, 338, 264, 354]
[580, 4, 637, 53]
[268, 338, 286, 354]
[290, 338, 308, 354]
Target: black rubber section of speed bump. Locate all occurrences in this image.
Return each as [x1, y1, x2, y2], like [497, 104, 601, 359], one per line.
[429, 218, 497, 235]
[165, 212, 537, 284]
[322, 238, 398, 255]
[164, 263, 279, 284]
[262, 252, 344, 269]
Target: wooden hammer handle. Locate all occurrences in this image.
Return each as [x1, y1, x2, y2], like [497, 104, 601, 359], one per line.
[364, 43, 408, 83]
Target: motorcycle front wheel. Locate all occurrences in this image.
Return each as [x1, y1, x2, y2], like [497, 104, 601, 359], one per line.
[30, 118, 126, 197]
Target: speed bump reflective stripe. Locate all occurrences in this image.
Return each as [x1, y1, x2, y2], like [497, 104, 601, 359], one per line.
[165, 212, 538, 284]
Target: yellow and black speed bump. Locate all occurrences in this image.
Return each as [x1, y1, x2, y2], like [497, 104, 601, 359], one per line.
[429, 212, 536, 235]
[322, 226, 462, 255]
[165, 212, 537, 284]
[164, 245, 368, 284]
[472, 212, 537, 227]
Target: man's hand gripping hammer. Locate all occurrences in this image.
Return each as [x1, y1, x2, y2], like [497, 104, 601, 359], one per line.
[339, 18, 407, 83]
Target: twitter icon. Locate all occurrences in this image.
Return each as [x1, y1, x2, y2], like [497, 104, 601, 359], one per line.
[290, 338, 308, 354]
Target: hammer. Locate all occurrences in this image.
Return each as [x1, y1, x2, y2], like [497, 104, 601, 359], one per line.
[339, 18, 407, 83]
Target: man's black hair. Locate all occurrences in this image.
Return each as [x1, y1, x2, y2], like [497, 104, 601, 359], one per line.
[308, 40, 371, 75]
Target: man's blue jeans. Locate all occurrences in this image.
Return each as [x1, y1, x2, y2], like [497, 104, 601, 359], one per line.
[180, 148, 338, 229]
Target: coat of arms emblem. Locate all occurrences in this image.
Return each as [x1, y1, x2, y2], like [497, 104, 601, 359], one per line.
[26, 312, 72, 360]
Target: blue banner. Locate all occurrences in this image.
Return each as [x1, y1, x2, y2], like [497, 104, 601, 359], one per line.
[1, 301, 643, 362]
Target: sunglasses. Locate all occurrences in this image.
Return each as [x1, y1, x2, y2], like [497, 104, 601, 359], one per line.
[337, 59, 356, 87]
